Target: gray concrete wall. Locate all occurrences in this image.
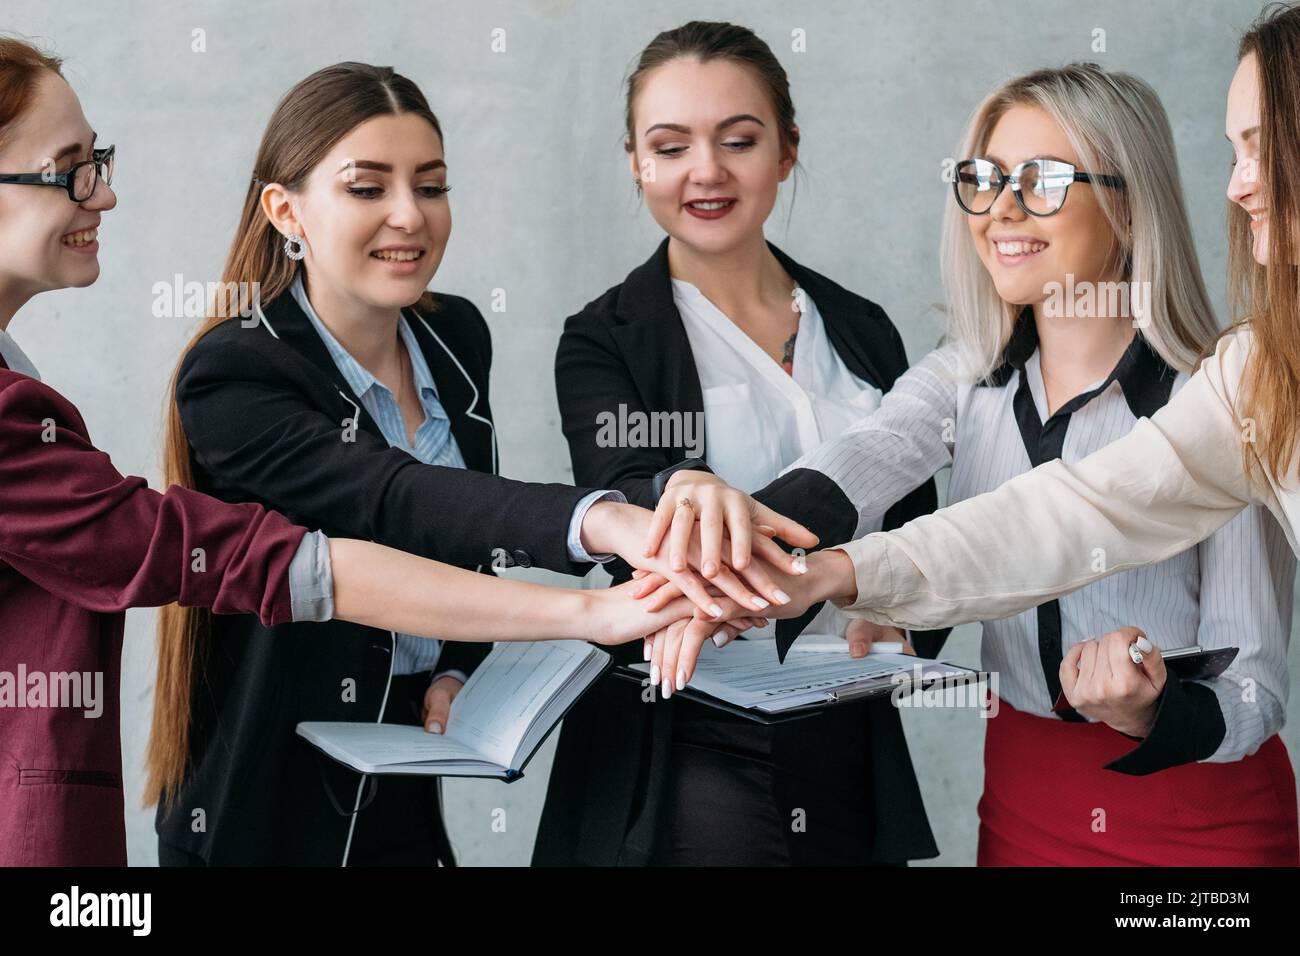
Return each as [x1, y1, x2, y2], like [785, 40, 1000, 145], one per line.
[3, 0, 1291, 865]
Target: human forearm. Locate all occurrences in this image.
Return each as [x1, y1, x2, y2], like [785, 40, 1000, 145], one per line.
[329, 537, 592, 642]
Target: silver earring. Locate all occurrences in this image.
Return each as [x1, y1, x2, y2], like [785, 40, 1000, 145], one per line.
[284, 233, 306, 260]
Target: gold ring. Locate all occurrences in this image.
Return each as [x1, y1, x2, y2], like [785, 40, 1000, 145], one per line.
[677, 497, 694, 513]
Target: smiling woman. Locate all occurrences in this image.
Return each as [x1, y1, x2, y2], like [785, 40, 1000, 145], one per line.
[0, 46, 114, 316]
[535, 20, 949, 868]
[147, 58, 795, 867]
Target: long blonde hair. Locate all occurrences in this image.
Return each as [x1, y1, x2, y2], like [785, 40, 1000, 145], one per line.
[941, 63, 1218, 381]
[145, 62, 442, 810]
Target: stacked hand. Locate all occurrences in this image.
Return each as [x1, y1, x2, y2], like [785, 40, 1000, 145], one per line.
[635, 545, 861, 693]
[578, 472, 818, 615]
[424, 471, 869, 733]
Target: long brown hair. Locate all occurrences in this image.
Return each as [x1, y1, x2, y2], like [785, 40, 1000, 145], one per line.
[145, 62, 444, 809]
[0, 35, 64, 149]
[1232, 3, 1300, 481]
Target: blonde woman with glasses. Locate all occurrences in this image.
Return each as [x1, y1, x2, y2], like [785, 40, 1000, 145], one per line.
[637, 60, 1297, 865]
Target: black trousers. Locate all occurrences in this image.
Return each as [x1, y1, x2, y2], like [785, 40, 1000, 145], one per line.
[649, 694, 881, 866]
[159, 673, 452, 867]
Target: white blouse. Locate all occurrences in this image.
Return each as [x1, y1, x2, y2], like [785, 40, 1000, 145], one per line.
[673, 277, 884, 640]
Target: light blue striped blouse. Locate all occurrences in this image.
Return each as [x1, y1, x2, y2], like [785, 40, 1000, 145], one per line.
[291, 273, 616, 678]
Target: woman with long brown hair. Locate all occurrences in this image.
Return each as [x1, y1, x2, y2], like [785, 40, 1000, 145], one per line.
[149, 59, 802, 866]
[0, 34, 722, 867]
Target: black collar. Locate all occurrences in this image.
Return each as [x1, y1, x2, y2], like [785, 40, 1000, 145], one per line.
[255, 285, 495, 473]
[981, 308, 1178, 420]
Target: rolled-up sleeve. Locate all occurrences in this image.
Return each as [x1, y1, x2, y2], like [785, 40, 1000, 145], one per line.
[288, 529, 335, 623]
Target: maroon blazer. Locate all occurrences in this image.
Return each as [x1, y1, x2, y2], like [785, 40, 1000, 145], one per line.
[0, 355, 309, 865]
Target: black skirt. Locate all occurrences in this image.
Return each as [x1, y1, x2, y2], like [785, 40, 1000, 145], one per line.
[648, 693, 880, 866]
[534, 652, 938, 866]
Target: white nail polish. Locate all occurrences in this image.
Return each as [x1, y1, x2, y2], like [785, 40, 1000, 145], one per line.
[1135, 636, 1154, 654]
[792, 556, 807, 574]
[752, 596, 770, 610]
[662, 677, 672, 699]
[649, 663, 660, 685]
[428, 721, 442, 734]
[676, 669, 686, 689]
[708, 603, 724, 617]
[711, 631, 728, 648]
[774, 589, 791, 605]
[643, 640, 652, 661]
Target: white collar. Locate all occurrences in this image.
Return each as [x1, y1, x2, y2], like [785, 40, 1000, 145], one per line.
[0, 328, 41, 381]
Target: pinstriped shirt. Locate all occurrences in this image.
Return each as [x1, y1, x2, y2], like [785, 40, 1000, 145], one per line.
[788, 319, 1294, 763]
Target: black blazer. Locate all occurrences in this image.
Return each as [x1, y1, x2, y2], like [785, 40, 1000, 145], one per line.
[155, 285, 597, 865]
[533, 238, 946, 866]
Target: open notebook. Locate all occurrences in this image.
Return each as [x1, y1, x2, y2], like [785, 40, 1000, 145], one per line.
[297, 640, 611, 781]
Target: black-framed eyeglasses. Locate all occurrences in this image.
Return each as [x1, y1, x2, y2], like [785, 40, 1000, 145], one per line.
[953, 157, 1124, 217]
[0, 145, 114, 202]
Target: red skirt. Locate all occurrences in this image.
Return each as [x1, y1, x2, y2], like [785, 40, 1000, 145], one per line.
[977, 696, 1299, 866]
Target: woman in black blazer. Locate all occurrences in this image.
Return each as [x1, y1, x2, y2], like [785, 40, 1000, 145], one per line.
[151, 61, 782, 866]
[533, 22, 947, 866]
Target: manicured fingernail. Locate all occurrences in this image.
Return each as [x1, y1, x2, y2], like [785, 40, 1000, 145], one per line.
[676, 669, 686, 689]
[792, 556, 807, 574]
[774, 589, 791, 605]
[711, 631, 729, 648]
[649, 663, 660, 685]
[1135, 636, 1154, 653]
[427, 721, 443, 734]
[708, 603, 723, 618]
[850, 643, 868, 659]
[672, 557, 686, 571]
[704, 562, 717, 576]
[643, 640, 652, 661]
[751, 596, 769, 610]
[662, 677, 672, 699]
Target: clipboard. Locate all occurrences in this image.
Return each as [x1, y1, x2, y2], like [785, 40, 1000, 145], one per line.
[611, 659, 990, 725]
